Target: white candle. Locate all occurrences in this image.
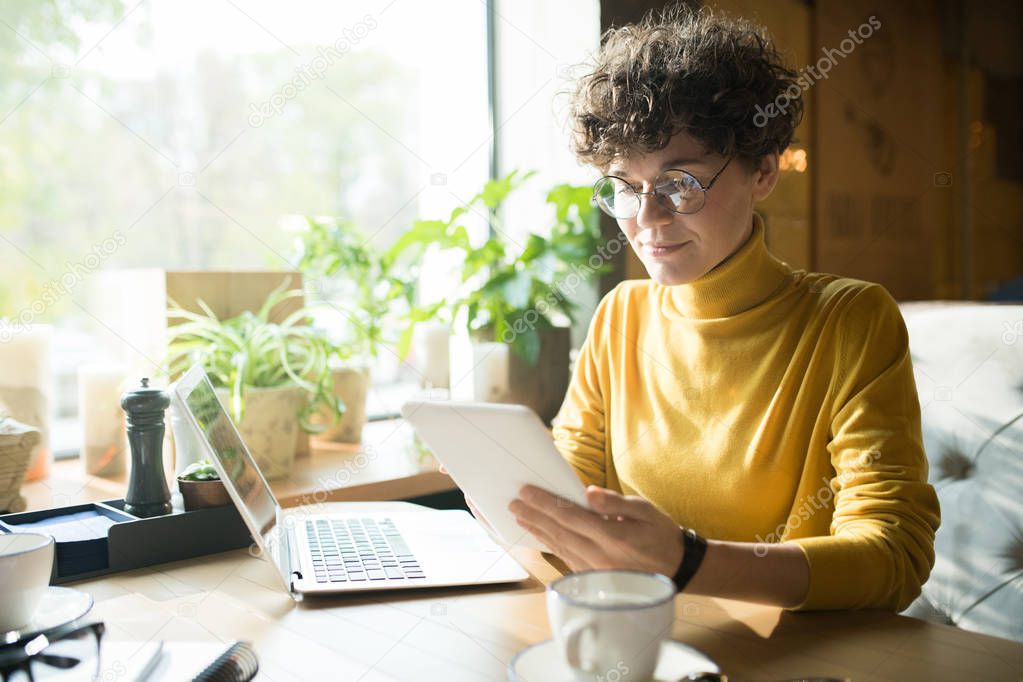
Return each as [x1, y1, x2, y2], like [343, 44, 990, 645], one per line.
[448, 332, 473, 401]
[413, 322, 450, 389]
[471, 342, 509, 402]
[77, 363, 127, 477]
[0, 324, 52, 480]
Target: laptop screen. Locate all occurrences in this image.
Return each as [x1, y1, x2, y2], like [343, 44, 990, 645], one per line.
[178, 371, 278, 543]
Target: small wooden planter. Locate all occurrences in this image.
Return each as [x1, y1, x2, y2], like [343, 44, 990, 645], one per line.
[177, 478, 232, 511]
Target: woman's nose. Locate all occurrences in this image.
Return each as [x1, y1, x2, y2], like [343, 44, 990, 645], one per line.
[635, 191, 674, 231]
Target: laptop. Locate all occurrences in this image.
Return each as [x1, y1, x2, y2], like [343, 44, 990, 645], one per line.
[172, 365, 529, 597]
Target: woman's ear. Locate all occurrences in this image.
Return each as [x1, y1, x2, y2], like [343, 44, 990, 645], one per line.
[751, 152, 780, 202]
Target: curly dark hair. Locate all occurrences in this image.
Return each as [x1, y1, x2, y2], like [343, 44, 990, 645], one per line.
[569, 4, 803, 171]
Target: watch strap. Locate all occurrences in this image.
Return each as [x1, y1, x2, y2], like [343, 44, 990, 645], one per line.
[671, 527, 707, 592]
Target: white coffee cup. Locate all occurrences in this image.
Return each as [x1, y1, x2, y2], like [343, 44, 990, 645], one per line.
[0, 533, 55, 632]
[547, 570, 676, 682]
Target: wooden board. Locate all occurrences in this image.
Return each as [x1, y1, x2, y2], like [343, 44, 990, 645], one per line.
[89, 270, 310, 455]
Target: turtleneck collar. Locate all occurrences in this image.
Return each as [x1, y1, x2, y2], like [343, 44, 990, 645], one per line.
[661, 213, 793, 320]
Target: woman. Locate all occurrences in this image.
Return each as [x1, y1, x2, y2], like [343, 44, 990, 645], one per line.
[504, 6, 940, 611]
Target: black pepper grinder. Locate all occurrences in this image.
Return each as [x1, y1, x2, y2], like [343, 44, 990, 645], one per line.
[121, 377, 172, 517]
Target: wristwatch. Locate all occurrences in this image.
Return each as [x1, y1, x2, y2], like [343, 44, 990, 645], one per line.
[671, 527, 707, 592]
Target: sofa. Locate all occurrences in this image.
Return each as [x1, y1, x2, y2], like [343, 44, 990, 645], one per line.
[899, 302, 1023, 642]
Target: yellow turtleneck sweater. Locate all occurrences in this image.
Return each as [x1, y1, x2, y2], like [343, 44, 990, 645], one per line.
[553, 214, 940, 611]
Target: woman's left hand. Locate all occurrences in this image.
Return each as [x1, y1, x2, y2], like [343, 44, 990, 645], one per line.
[508, 484, 685, 577]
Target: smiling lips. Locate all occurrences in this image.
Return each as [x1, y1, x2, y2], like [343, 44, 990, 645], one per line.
[642, 241, 690, 258]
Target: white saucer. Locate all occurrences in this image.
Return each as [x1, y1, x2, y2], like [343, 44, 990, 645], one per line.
[508, 638, 719, 682]
[2, 586, 94, 644]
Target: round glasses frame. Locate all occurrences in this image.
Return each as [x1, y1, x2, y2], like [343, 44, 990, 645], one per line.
[0, 620, 105, 681]
[591, 157, 732, 219]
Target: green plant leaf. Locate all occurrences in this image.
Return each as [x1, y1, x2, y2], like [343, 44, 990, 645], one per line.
[519, 234, 549, 263]
[395, 325, 415, 360]
[164, 286, 350, 434]
[547, 183, 594, 225]
[180, 460, 220, 481]
[499, 270, 532, 310]
[478, 169, 536, 209]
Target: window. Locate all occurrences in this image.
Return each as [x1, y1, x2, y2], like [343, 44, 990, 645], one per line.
[493, 0, 602, 343]
[0, 0, 599, 453]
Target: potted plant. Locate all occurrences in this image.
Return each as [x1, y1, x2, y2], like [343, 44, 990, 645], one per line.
[396, 171, 610, 422]
[295, 216, 437, 442]
[163, 279, 344, 479]
[177, 459, 231, 511]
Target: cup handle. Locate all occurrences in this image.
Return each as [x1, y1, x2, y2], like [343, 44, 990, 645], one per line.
[562, 619, 599, 671]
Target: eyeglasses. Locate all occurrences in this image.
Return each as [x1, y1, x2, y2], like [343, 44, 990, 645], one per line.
[0, 621, 104, 682]
[591, 157, 732, 219]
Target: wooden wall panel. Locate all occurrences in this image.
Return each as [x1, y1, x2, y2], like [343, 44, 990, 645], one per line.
[812, 0, 951, 300]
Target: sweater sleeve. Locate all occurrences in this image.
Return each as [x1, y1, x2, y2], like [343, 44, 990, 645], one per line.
[789, 284, 941, 611]
[551, 287, 615, 489]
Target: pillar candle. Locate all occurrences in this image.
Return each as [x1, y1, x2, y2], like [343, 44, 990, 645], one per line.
[448, 332, 473, 401]
[0, 324, 52, 481]
[77, 363, 127, 477]
[471, 342, 509, 403]
[413, 322, 450, 389]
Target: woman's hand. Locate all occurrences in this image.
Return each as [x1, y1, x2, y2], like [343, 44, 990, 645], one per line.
[508, 484, 685, 577]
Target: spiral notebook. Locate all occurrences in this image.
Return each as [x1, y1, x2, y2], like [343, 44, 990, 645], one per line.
[105, 640, 258, 682]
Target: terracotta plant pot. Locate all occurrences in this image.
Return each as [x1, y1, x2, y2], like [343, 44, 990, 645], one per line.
[177, 477, 232, 511]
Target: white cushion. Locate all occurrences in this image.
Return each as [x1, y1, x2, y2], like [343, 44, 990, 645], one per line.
[900, 303, 1023, 642]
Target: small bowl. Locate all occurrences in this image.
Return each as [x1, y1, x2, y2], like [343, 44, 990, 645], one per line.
[177, 478, 232, 511]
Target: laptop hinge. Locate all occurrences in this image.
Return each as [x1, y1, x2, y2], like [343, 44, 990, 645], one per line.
[281, 515, 304, 595]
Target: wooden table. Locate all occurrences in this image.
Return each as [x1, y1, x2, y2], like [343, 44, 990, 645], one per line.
[70, 502, 1023, 682]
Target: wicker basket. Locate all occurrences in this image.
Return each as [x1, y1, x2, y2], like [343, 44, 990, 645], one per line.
[0, 415, 41, 513]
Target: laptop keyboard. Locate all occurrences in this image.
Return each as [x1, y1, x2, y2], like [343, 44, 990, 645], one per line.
[306, 517, 425, 584]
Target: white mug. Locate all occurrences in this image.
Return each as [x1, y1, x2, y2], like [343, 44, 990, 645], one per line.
[0, 533, 55, 632]
[547, 570, 676, 682]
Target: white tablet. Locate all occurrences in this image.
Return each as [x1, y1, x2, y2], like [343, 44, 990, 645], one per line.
[400, 400, 589, 551]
